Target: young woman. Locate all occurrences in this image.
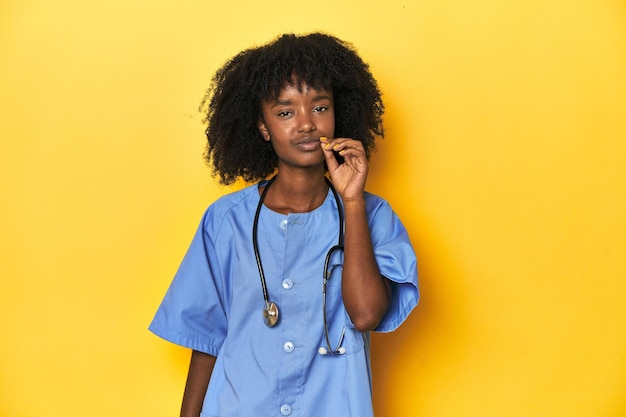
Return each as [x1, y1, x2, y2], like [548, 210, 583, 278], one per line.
[149, 32, 419, 417]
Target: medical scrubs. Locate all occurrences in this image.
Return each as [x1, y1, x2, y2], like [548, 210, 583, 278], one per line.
[149, 181, 419, 417]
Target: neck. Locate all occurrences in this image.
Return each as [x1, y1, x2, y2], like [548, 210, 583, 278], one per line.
[263, 170, 328, 214]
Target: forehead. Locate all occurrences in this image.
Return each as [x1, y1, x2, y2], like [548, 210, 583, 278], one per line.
[266, 82, 333, 103]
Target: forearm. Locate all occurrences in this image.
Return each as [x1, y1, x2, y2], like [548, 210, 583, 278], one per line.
[341, 198, 391, 332]
[181, 350, 216, 417]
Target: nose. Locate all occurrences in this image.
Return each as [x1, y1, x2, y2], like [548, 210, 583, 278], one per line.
[296, 112, 316, 133]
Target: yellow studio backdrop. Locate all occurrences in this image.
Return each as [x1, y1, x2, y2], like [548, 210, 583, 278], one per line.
[1, 0, 625, 416]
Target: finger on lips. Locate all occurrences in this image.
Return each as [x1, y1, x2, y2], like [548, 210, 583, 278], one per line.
[320, 137, 362, 155]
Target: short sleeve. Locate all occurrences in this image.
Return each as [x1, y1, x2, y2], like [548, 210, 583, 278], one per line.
[148, 209, 229, 356]
[368, 198, 419, 333]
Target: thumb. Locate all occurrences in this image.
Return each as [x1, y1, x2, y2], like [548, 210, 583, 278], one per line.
[320, 137, 339, 172]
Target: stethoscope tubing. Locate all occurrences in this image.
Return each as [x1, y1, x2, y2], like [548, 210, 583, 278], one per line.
[254, 175, 347, 355]
[253, 175, 276, 312]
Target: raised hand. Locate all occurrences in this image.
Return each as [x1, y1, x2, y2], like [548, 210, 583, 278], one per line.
[320, 136, 368, 202]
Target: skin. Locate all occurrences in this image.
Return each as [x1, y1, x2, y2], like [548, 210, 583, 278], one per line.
[181, 350, 215, 417]
[181, 83, 391, 417]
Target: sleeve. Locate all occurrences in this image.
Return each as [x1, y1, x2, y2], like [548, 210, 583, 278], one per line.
[368, 198, 419, 333]
[148, 209, 229, 356]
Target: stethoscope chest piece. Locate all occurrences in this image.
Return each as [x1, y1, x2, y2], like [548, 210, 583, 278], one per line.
[263, 301, 279, 327]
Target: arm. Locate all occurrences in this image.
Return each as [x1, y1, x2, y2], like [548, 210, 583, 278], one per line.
[321, 137, 391, 331]
[180, 350, 216, 417]
[342, 198, 392, 331]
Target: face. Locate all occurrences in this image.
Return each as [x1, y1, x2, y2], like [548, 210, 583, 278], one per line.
[258, 83, 335, 171]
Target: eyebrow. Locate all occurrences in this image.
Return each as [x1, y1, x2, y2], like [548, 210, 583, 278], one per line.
[269, 94, 333, 108]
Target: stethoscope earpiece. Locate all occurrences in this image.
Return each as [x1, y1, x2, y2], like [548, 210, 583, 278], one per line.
[318, 346, 346, 356]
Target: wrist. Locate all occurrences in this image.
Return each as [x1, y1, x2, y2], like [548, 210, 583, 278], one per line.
[342, 195, 366, 207]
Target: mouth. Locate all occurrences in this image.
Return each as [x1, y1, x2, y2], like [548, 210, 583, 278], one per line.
[295, 137, 321, 151]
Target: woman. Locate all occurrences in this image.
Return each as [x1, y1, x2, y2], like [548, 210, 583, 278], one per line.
[149, 32, 419, 417]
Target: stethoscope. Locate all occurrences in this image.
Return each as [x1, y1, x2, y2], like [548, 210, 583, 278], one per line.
[253, 175, 347, 355]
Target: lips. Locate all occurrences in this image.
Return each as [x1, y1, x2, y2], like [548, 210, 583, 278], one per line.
[295, 137, 321, 151]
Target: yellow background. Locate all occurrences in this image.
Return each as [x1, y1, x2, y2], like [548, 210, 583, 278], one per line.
[1, 0, 625, 416]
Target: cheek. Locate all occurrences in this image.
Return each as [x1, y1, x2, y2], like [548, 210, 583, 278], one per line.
[261, 120, 284, 141]
[326, 110, 336, 133]
[323, 117, 335, 136]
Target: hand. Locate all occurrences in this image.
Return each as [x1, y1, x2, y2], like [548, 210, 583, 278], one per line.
[320, 137, 368, 202]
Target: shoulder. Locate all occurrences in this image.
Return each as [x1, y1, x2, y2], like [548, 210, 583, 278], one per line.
[211, 183, 260, 211]
[200, 183, 261, 234]
[362, 191, 407, 231]
[363, 191, 392, 215]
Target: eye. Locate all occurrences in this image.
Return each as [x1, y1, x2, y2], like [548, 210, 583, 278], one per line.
[277, 111, 292, 117]
[313, 106, 328, 113]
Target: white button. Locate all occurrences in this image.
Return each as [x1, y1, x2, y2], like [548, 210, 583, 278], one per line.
[280, 404, 292, 415]
[282, 279, 294, 290]
[280, 220, 288, 231]
[283, 341, 295, 353]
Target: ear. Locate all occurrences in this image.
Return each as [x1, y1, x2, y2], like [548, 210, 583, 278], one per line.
[257, 118, 271, 142]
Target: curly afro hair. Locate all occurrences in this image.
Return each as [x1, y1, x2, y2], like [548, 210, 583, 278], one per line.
[201, 32, 385, 185]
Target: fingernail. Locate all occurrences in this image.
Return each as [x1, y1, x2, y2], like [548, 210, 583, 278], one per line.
[324, 144, 332, 150]
[320, 136, 328, 142]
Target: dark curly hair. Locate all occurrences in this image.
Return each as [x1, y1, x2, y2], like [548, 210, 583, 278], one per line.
[201, 32, 385, 185]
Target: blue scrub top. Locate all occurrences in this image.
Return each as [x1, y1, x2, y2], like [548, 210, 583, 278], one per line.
[149, 182, 419, 417]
